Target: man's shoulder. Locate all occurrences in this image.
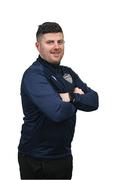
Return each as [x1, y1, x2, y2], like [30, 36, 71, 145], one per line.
[22, 59, 44, 80]
[60, 64, 72, 71]
[60, 65, 75, 75]
[25, 59, 44, 73]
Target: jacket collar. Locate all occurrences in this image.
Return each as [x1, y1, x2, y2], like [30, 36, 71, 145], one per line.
[37, 55, 60, 69]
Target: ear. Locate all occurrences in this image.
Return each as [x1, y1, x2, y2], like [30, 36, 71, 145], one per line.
[35, 42, 40, 50]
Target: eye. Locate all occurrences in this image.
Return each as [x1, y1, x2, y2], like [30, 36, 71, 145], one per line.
[57, 40, 65, 45]
[46, 40, 54, 45]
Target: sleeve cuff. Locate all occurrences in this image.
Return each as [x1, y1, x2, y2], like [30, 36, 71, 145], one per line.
[69, 92, 75, 103]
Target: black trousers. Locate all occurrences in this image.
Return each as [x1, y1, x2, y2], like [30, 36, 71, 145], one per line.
[18, 153, 73, 179]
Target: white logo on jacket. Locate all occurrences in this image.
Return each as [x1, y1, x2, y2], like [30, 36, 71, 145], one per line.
[51, 75, 57, 81]
[63, 74, 73, 84]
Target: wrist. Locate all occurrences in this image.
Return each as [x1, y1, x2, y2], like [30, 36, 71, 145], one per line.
[69, 92, 75, 102]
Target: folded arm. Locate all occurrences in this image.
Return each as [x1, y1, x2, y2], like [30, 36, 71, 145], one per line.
[60, 69, 99, 112]
[22, 69, 76, 122]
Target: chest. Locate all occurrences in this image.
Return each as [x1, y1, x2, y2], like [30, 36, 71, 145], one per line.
[44, 67, 75, 93]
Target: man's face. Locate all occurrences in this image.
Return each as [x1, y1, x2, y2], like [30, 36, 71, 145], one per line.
[36, 32, 64, 64]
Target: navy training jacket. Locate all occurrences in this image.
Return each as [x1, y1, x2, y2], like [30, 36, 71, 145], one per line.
[18, 56, 99, 159]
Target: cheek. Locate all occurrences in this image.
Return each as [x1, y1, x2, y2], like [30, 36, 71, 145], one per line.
[41, 46, 52, 59]
[61, 47, 64, 54]
[61, 46, 64, 51]
[40, 45, 48, 54]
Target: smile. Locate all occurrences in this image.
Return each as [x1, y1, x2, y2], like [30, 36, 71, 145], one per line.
[51, 52, 61, 54]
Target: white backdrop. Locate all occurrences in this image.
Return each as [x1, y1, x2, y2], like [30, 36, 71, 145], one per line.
[0, 0, 120, 179]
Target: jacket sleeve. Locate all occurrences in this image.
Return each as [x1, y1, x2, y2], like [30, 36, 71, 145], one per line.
[22, 68, 76, 122]
[70, 69, 99, 112]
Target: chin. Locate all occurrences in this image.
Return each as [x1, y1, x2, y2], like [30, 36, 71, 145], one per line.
[51, 57, 62, 64]
[52, 60, 61, 64]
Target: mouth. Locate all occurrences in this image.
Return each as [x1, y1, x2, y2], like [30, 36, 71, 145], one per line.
[50, 52, 62, 58]
[50, 51, 61, 55]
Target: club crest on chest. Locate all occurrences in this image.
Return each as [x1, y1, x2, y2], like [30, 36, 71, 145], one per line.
[63, 73, 73, 84]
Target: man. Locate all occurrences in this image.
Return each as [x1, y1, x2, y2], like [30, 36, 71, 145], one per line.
[18, 22, 99, 179]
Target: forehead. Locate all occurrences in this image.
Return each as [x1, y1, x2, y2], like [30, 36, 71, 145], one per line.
[41, 32, 64, 41]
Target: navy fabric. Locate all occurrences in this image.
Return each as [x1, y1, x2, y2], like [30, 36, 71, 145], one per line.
[18, 56, 99, 159]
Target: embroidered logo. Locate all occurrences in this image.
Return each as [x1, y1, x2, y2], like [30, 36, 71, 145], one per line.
[63, 73, 73, 84]
[51, 75, 57, 81]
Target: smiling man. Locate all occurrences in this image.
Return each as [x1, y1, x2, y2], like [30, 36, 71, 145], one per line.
[18, 22, 99, 179]
[36, 32, 64, 64]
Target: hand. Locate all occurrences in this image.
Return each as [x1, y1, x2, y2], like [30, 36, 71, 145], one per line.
[73, 87, 84, 95]
[59, 93, 71, 102]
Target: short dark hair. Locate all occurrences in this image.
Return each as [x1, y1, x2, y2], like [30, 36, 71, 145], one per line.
[36, 22, 63, 40]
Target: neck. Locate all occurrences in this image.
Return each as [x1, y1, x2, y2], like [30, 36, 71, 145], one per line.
[38, 55, 60, 68]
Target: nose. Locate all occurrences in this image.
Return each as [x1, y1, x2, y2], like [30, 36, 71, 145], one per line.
[54, 42, 59, 48]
